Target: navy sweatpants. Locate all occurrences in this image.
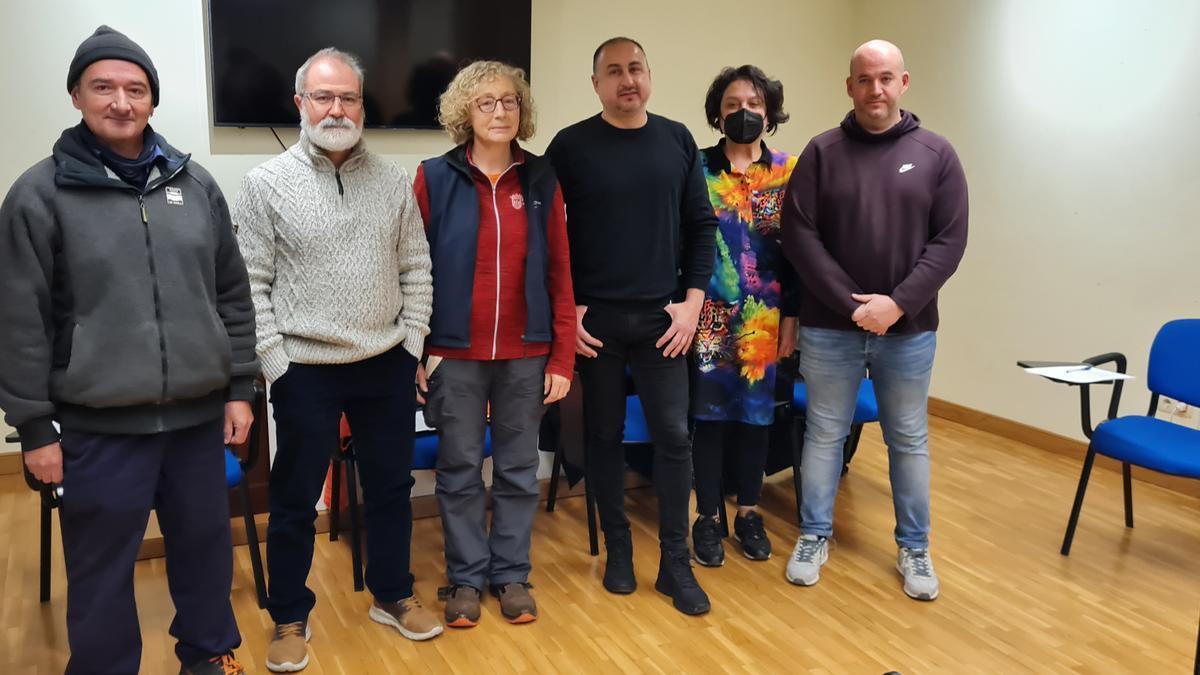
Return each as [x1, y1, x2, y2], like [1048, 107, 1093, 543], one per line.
[59, 417, 240, 674]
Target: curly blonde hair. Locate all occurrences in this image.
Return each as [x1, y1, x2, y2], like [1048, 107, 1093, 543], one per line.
[437, 61, 536, 145]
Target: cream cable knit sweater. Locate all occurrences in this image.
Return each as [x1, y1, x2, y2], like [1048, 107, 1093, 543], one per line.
[233, 135, 433, 382]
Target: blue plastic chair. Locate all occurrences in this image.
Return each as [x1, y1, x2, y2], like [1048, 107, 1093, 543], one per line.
[793, 378, 880, 474]
[1061, 319, 1200, 556]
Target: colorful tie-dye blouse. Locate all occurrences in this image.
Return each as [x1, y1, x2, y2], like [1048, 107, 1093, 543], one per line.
[691, 141, 799, 426]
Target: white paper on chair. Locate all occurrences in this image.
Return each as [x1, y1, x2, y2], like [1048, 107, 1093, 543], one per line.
[1023, 365, 1133, 384]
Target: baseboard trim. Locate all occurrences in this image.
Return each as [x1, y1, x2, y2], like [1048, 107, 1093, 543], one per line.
[928, 397, 1199, 499]
[0, 452, 21, 476]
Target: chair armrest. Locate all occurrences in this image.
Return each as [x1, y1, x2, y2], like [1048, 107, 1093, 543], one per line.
[1076, 352, 1127, 439]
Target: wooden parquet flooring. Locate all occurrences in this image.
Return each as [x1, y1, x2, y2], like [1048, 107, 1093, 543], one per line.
[2, 415, 1197, 674]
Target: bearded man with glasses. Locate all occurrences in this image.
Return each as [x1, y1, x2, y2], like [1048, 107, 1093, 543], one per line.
[233, 47, 439, 673]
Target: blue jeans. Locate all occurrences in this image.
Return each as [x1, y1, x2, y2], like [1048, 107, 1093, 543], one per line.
[799, 327, 936, 549]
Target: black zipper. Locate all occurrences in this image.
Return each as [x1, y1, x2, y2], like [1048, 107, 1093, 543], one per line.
[137, 194, 170, 402]
[335, 169, 344, 196]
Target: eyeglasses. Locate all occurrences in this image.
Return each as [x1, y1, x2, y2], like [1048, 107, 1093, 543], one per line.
[475, 95, 521, 113]
[301, 91, 363, 110]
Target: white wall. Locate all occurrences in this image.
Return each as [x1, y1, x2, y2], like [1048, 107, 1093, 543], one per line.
[852, 0, 1200, 436]
[4, 0, 1198, 461]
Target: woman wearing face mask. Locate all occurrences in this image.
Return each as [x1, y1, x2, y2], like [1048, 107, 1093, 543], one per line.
[689, 65, 798, 567]
[413, 61, 575, 628]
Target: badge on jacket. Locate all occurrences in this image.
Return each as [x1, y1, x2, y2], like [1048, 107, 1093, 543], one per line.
[510, 193, 524, 210]
[165, 186, 184, 206]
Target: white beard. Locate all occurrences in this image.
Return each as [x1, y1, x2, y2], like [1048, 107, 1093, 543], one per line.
[300, 107, 363, 152]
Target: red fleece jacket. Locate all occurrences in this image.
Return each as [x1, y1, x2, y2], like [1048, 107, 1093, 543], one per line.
[414, 148, 575, 379]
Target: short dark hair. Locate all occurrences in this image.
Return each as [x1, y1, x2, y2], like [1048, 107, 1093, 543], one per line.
[703, 65, 789, 135]
[592, 36, 647, 73]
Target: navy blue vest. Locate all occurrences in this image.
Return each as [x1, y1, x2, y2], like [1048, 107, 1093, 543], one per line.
[422, 144, 555, 349]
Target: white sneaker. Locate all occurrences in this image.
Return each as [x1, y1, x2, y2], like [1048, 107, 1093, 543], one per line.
[785, 534, 828, 586]
[897, 547, 939, 600]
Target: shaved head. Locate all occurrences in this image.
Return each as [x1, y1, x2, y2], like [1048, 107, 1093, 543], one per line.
[850, 39, 905, 75]
[846, 39, 909, 133]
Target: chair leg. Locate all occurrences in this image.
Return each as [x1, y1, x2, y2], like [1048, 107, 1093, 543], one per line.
[240, 478, 268, 609]
[792, 417, 805, 529]
[40, 501, 52, 603]
[345, 457, 365, 592]
[1061, 448, 1098, 556]
[1121, 462, 1134, 528]
[329, 459, 342, 542]
[546, 442, 564, 513]
[584, 479, 600, 557]
[842, 424, 864, 475]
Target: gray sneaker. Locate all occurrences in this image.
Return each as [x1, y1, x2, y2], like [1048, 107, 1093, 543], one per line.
[785, 534, 828, 586]
[897, 547, 939, 600]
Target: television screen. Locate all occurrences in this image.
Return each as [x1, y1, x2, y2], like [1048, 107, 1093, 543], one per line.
[208, 0, 532, 129]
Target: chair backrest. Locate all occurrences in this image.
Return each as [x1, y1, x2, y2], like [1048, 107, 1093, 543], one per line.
[1147, 319, 1200, 407]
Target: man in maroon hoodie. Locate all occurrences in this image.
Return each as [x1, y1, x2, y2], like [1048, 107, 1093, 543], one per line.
[780, 39, 967, 601]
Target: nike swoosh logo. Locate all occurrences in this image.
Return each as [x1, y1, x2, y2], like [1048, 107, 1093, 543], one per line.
[899, 163, 915, 173]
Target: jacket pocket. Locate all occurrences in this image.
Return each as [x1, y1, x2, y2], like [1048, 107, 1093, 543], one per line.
[161, 308, 233, 401]
[51, 320, 163, 407]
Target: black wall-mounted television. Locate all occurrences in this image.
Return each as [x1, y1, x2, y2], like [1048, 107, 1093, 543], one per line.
[208, 0, 533, 129]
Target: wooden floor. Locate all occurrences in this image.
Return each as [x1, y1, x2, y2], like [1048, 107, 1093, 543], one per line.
[2, 416, 1198, 674]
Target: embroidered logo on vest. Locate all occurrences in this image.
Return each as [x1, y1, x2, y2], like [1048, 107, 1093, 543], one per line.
[510, 193, 525, 210]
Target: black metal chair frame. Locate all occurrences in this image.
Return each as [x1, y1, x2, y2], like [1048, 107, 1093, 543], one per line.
[8, 381, 268, 608]
[328, 433, 366, 592]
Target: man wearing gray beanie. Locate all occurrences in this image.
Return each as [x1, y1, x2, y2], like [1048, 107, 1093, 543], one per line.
[0, 25, 256, 675]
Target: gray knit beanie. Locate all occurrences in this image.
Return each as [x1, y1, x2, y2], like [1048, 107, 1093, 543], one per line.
[66, 25, 160, 106]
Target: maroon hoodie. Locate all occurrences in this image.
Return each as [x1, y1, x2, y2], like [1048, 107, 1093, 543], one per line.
[781, 110, 968, 334]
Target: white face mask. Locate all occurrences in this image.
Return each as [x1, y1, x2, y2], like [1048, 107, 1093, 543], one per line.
[300, 106, 363, 152]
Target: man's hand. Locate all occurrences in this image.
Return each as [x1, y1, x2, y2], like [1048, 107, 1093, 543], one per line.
[415, 362, 429, 404]
[850, 293, 904, 336]
[25, 442, 63, 484]
[656, 291, 704, 358]
[544, 372, 571, 404]
[224, 401, 254, 445]
[576, 305, 604, 358]
[778, 316, 798, 361]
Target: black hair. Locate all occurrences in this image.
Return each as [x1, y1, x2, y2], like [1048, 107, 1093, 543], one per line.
[592, 37, 647, 73]
[703, 64, 789, 134]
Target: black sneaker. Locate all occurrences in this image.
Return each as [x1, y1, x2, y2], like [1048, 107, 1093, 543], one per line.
[602, 528, 636, 594]
[733, 511, 772, 561]
[655, 550, 711, 615]
[691, 515, 725, 567]
[180, 653, 245, 675]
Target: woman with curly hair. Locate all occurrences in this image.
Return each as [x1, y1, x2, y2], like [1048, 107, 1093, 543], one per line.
[689, 65, 799, 567]
[412, 60, 575, 628]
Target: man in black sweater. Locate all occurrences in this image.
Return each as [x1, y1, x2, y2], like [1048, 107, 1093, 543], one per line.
[780, 39, 968, 601]
[547, 37, 717, 616]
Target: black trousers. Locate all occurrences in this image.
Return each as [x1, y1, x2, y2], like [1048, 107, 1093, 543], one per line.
[577, 305, 692, 554]
[266, 346, 418, 624]
[691, 421, 769, 516]
[59, 418, 239, 674]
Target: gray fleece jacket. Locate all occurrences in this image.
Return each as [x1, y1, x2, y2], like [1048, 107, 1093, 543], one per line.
[0, 123, 259, 451]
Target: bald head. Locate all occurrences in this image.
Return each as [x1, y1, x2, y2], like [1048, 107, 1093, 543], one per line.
[850, 39, 905, 76]
[845, 39, 909, 133]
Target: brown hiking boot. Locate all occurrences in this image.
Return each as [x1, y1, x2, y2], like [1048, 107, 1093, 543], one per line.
[439, 584, 482, 628]
[265, 621, 310, 672]
[491, 582, 537, 624]
[369, 596, 444, 641]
